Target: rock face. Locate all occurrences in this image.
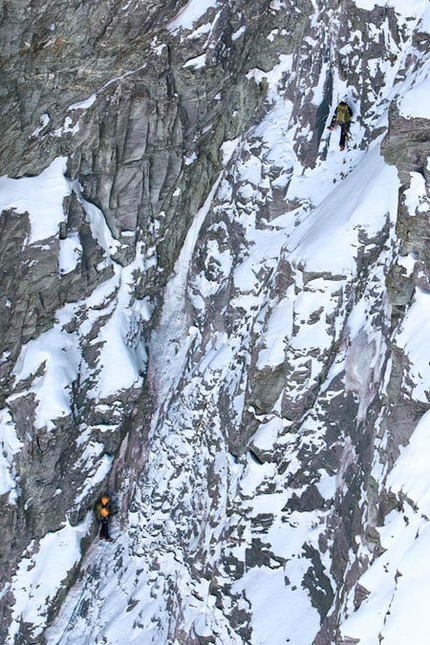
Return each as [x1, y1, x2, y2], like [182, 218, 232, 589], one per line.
[0, 1, 430, 644]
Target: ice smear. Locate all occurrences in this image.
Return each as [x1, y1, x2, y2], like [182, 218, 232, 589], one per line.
[149, 141, 239, 403]
[149, 177, 221, 401]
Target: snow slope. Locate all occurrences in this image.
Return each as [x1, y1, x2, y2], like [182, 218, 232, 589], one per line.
[1, 1, 430, 644]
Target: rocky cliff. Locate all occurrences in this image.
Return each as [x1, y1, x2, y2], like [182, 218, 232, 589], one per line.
[1, 0, 430, 643]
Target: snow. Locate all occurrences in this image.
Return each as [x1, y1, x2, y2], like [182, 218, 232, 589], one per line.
[85, 260, 148, 400]
[340, 409, 430, 644]
[31, 113, 50, 137]
[394, 288, 430, 402]
[288, 147, 399, 274]
[221, 137, 241, 165]
[12, 310, 82, 431]
[0, 157, 70, 243]
[0, 409, 22, 501]
[68, 94, 97, 111]
[398, 49, 430, 118]
[68, 180, 120, 258]
[236, 566, 319, 645]
[403, 171, 427, 214]
[168, 0, 218, 32]
[256, 295, 293, 369]
[4, 2, 430, 645]
[183, 53, 206, 69]
[59, 232, 82, 274]
[420, 6, 430, 33]
[233, 464, 326, 643]
[232, 25, 246, 41]
[354, 0, 429, 17]
[8, 516, 91, 644]
[399, 77, 430, 118]
[250, 418, 282, 452]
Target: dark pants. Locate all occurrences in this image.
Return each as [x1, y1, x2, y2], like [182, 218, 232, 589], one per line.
[99, 518, 110, 539]
[339, 123, 350, 148]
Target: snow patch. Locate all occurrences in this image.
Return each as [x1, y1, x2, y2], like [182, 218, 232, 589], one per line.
[68, 94, 97, 111]
[8, 516, 91, 644]
[403, 171, 427, 215]
[30, 113, 50, 138]
[0, 157, 70, 244]
[184, 53, 206, 69]
[59, 233, 82, 274]
[0, 409, 23, 502]
[168, 0, 217, 32]
[395, 288, 430, 402]
[398, 55, 430, 119]
[354, 0, 429, 18]
[12, 323, 82, 431]
[256, 296, 293, 369]
[341, 410, 430, 644]
[289, 147, 399, 274]
[67, 180, 120, 259]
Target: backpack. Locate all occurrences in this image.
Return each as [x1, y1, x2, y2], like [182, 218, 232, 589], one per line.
[95, 499, 110, 520]
[336, 103, 351, 124]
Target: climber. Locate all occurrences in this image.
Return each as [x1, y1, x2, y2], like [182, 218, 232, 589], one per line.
[328, 100, 353, 151]
[94, 494, 114, 542]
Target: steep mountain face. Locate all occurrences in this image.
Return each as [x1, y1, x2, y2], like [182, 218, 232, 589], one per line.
[1, 0, 430, 643]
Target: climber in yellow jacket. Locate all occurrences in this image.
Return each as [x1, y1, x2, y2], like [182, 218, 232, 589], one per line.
[94, 494, 114, 541]
[329, 100, 353, 151]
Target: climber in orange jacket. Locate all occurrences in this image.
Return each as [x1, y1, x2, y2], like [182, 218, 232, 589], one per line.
[94, 494, 114, 541]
